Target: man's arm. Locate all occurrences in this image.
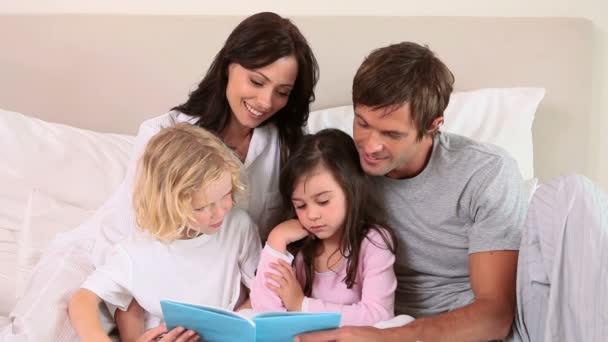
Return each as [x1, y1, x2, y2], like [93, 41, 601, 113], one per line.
[296, 250, 518, 342]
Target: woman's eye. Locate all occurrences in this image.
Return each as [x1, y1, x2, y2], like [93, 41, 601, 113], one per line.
[250, 79, 263, 86]
[318, 200, 329, 206]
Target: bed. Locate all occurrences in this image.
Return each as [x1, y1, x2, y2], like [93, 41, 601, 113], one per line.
[0, 14, 593, 340]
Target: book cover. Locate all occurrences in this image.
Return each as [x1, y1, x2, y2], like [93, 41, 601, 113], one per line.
[160, 300, 341, 342]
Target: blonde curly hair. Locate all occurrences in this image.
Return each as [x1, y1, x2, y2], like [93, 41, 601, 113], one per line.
[133, 123, 246, 243]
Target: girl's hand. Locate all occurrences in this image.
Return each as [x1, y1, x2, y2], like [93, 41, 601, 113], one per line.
[267, 219, 310, 252]
[265, 259, 305, 311]
[135, 325, 199, 342]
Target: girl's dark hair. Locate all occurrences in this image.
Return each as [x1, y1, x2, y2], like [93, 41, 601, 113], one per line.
[173, 12, 319, 164]
[279, 129, 396, 295]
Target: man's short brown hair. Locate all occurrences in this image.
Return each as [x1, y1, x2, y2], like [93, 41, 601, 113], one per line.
[352, 42, 455, 140]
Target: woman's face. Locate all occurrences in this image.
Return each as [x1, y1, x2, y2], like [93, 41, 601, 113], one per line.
[225, 55, 298, 130]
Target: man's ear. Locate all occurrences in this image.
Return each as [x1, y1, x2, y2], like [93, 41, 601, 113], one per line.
[427, 116, 444, 134]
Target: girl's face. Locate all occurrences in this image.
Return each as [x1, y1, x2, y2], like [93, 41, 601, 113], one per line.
[291, 165, 347, 243]
[189, 172, 234, 235]
[225, 55, 298, 130]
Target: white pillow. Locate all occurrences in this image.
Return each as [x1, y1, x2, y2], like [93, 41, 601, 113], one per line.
[16, 190, 94, 298]
[0, 229, 18, 316]
[0, 108, 135, 210]
[0, 109, 135, 233]
[306, 88, 545, 181]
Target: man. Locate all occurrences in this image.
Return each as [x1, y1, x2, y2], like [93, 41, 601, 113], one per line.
[297, 42, 608, 341]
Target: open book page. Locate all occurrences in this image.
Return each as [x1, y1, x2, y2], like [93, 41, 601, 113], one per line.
[236, 308, 257, 320]
[161, 300, 255, 342]
[373, 314, 416, 329]
[161, 300, 341, 342]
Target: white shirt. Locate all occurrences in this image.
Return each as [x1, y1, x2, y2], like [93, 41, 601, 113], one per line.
[82, 208, 261, 329]
[90, 111, 282, 266]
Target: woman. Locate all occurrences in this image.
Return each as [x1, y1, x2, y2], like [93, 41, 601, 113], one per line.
[9, 12, 318, 342]
[95, 11, 318, 253]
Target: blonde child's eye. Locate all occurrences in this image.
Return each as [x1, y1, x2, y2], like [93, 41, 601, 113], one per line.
[194, 206, 209, 212]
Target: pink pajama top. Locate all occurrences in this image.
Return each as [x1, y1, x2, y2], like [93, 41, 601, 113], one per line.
[250, 229, 397, 326]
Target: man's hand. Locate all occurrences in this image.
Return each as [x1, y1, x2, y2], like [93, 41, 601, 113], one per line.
[295, 326, 387, 342]
[135, 325, 199, 342]
[266, 259, 305, 311]
[267, 219, 310, 252]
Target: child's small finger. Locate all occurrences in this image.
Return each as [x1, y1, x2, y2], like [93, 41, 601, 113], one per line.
[265, 272, 286, 283]
[277, 259, 291, 267]
[265, 282, 280, 292]
[270, 261, 290, 275]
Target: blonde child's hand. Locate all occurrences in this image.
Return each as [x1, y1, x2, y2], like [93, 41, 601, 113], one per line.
[265, 259, 305, 311]
[135, 325, 199, 342]
[267, 219, 310, 252]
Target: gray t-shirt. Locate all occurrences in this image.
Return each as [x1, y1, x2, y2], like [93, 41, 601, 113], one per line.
[378, 132, 526, 318]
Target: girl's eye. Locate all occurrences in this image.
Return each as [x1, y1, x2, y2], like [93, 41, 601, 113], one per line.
[318, 200, 329, 206]
[194, 206, 209, 212]
[294, 204, 306, 210]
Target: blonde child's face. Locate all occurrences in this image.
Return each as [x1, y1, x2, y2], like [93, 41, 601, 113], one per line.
[189, 172, 234, 235]
[291, 165, 347, 244]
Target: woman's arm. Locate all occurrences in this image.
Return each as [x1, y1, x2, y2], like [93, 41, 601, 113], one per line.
[68, 288, 111, 342]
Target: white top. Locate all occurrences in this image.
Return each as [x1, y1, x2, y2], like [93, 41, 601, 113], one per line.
[90, 111, 282, 266]
[82, 208, 261, 330]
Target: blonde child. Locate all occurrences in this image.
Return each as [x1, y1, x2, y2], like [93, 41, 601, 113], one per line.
[68, 123, 261, 341]
[250, 128, 399, 326]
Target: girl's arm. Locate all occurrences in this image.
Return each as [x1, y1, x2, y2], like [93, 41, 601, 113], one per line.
[68, 288, 110, 342]
[266, 219, 309, 252]
[302, 230, 397, 327]
[250, 219, 308, 312]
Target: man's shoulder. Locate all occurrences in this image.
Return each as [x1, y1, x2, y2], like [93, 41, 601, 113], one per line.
[437, 132, 516, 170]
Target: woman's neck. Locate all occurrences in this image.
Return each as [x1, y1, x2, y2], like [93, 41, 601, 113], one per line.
[222, 118, 253, 162]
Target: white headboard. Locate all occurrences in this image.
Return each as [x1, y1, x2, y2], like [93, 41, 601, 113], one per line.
[0, 15, 593, 182]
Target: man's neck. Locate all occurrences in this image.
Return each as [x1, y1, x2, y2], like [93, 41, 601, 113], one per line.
[387, 134, 435, 179]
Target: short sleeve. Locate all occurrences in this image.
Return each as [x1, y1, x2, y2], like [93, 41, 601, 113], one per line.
[82, 243, 134, 311]
[237, 215, 263, 288]
[468, 154, 526, 254]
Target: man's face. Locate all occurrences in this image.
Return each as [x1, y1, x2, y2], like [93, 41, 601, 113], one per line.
[353, 104, 435, 179]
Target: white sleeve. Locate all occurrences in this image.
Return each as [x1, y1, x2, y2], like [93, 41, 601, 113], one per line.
[237, 215, 262, 289]
[82, 244, 134, 311]
[92, 113, 176, 266]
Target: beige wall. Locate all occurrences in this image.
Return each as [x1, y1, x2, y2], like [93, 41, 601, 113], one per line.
[1, 0, 606, 190]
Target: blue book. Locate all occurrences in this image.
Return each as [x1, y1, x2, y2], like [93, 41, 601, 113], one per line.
[160, 300, 341, 342]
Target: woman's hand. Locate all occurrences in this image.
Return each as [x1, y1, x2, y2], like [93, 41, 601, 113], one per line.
[267, 219, 310, 252]
[265, 259, 305, 311]
[135, 325, 200, 342]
